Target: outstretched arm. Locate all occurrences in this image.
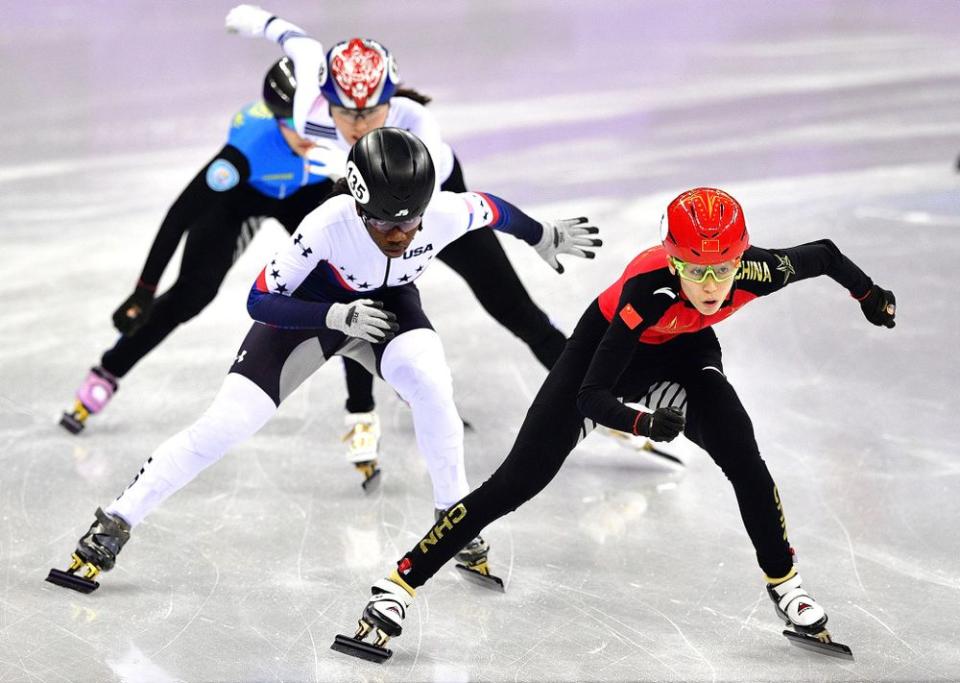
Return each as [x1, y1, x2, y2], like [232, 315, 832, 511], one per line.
[745, 240, 896, 328]
[466, 192, 602, 273]
[225, 4, 324, 137]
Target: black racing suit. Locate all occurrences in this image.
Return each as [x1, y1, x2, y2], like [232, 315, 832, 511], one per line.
[393, 240, 874, 585]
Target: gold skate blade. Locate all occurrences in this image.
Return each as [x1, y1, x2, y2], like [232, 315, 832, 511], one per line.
[330, 634, 392, 663]
[640, 440, 685, 467]
[46, 568, 99, 593]
[454, 563, 505, 592]
[782, 629, 853, 660]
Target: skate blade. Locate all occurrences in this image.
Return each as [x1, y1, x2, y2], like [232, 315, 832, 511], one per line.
[45, 568, 99, 594]
[59, 412, 85, 434]
[640, 440, 685, 467]
[782, 629, 853, 661]
[330, 634, 392, 663]
[360, 468, 382, 493]
[454, 563, 505, 592]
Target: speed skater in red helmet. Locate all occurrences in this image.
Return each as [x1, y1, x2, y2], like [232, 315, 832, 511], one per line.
[333, 186, 895, 663]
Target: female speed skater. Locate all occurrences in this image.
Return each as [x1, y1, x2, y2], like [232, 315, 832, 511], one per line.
[46, 128, 600, 596]
[332, 187, 896, 663]
[224, 4, 575, 483]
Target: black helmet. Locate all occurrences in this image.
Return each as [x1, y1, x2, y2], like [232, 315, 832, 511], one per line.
[346, 128, 436, 221]
[263, 57, 296, 119]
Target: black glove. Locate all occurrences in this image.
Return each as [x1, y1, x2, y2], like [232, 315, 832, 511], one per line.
[635, 406, 685, 442]
[112, 285, 155, 335]
[858, 284, 896, 328]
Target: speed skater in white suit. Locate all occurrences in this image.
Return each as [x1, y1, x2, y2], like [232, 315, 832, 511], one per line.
[224, 4, 583, 478]
[46, 127, 601, 594]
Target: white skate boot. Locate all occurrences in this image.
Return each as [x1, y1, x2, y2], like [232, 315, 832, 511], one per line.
[331, 571, 415, 663]
[342, 411, 381, 492]
[767, 572, 852, 659]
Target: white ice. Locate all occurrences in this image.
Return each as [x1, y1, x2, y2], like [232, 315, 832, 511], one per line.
[2, 1, 959, 681]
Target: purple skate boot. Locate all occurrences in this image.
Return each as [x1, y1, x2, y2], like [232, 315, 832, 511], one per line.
[60, 366, 118, 434]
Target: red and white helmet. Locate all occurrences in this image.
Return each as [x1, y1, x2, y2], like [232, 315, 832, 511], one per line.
[660, 188, 749, 264]
[320, 38, 399, 109]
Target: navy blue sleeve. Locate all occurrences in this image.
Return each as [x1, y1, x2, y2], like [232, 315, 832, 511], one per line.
[246, 279, 334, 330]
[477, 193, 544, 245]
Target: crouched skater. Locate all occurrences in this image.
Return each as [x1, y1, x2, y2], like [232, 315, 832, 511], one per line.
[46, 128, 600, 594]
[334, 187, 897, 663]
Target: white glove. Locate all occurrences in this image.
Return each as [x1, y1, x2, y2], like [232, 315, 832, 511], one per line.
[534, 217, 602, 273]
[306, 142, 348, 180]
[225, 4, 274, 37]
[325, 300, 399, 343]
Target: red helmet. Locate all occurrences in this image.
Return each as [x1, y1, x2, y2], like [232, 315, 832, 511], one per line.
[660, 188, 749, 264]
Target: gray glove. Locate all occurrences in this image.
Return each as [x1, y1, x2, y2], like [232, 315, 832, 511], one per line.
[325, 300, 399, 343]
[535, 217, 602, 273]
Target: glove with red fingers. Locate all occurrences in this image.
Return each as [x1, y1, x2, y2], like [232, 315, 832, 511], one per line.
[634, 406, 685, 442]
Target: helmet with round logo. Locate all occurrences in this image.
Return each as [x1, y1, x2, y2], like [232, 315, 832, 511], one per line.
[345, 128, 435, 220]
[262, 57, 297, 119]
[321, 38, 399, 109]
[661, 188, 749, 264]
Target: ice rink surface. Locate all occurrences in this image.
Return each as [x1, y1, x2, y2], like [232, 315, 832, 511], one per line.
[2, 1, 960, 681]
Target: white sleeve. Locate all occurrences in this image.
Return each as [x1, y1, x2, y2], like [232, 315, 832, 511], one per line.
[404, 104, 455, 189]
[262, 18, 325, 138]
[424, 192, 495, 246]
[263, 207, 334, 296]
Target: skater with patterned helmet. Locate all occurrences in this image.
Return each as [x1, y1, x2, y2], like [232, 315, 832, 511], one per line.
[334, 187, 896, 663]
[225, 4, 576, 486]
[46, 128, 601, 595]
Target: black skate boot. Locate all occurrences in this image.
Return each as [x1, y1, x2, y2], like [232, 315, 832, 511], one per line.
[434, 508, 504, 592]
[767, 572, 853, 660]
[46, 507, 131, 593]
[331, 572, 415, 663]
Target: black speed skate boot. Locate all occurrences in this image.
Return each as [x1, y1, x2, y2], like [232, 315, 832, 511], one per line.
[46, 507, 130, 593]
[767, 572, 853, 660]
[434, 508, 504, 592]
[331, 571, 415, 663]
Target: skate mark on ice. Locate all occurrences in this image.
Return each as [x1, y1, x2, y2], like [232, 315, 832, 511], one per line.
[852, 603, 921, 658]
[737, 593, 767, 637]
[632, 599, 718, 682]
[571, 603, 680, 677]
[403, 594, 427, 675]
[781, 445, 867, 593]
[294, 499, 313, 584]
[508, 609, 581, 681]
[149, 551, 220, 657]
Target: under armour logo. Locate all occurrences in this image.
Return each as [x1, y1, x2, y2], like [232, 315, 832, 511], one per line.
[236, 350, 247, 364]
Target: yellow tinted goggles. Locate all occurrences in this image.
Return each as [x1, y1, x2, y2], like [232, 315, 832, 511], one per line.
[669, 256, 740, 283]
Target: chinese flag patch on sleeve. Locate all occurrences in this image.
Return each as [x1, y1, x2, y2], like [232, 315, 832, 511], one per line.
[619, 303, 643, 329]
